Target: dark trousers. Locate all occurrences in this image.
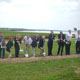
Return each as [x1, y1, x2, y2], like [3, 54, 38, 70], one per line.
[57, 42, 64, 56]
[48, 42, 53, 56]
[76, 41, 80, 54]
[15, 47, 19, 57]
[0, 46, 5, 58]
[65, 42, 71, 55]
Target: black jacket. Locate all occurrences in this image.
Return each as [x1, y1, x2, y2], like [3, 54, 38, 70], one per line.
[6, 40, 13, 49]
[48, 34, 55, 44]
[38, 37, 45, 48]
[58, 34, 65, 40]
[58, 34, 65, 44]
[32, 36, 39, 47]
[14, 37, 21, 48]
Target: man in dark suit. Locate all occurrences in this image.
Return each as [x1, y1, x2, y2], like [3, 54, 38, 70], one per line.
[57, 31, 65, 56]
[48, 30, 55, 56]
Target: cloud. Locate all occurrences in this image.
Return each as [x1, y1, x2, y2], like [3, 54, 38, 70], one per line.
[0, 0, 80, 30]
[0, 0, 11, 3]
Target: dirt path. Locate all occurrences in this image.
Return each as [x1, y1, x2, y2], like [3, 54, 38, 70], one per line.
[0, 54, 80, 63]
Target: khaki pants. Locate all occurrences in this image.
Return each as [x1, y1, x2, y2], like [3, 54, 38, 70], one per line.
[40, 47, 44, 56]
[25, 44, 30, 56]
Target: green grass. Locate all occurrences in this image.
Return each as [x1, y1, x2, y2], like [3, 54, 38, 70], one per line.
[0, 30, 79, 80]
[0, 58, 80, 80]
[0, 30, 50, 36]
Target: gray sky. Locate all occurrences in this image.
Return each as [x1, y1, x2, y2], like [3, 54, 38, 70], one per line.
[0, 0, 80, 30]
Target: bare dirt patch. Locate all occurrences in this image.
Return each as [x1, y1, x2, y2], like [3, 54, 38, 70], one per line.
[0, 54, 80, 63]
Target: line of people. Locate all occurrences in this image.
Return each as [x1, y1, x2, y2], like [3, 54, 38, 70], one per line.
[48, 30, 72, 56]
[0, 29, 80, 59]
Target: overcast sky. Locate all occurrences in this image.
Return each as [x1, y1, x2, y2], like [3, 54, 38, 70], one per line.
[0, 0, 80, 30]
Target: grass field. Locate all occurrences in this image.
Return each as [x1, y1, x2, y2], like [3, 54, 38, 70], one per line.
[0, 30, 50, 36]
[0, 30, 80, 80]
[0, 58, 80, 80]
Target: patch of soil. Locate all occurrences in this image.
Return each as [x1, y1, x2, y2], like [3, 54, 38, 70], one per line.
[75, 68, 80, 73]
[0, 54, 80, 63]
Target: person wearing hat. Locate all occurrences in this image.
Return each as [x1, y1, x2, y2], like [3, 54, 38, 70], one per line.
[57, 31, 65, 56]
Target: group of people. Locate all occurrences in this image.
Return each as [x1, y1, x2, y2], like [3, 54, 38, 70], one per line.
[48, 30, 72, 56]
[0, 29, 80, 59]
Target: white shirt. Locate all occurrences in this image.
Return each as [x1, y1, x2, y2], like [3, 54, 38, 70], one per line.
[66, 33, 72, 41]
[24, 36, 32, 45]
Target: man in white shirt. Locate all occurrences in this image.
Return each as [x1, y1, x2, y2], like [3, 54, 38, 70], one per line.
[65, 30, 72, 55]
[75, 30, 80, 54]
[24, 35, 32, 57]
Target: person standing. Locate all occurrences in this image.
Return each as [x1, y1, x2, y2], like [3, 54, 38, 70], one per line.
[6, 37, 13, 58]
[38, 36, 45, 56]
[57, 31, 65, 56]
[31, 34, 39, 57]
[14, 34, 21, 58]
[24, 35, 32, 57]
[75, 30, 80, 54]
[0, 32, 6, 59]
[48, 30, 55, 56]
[65, 30, 72, 55]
